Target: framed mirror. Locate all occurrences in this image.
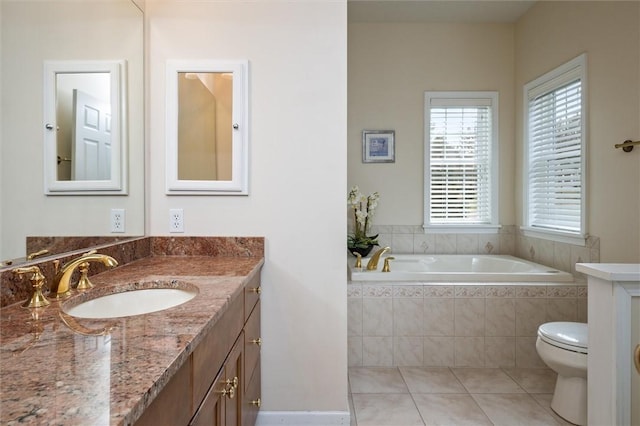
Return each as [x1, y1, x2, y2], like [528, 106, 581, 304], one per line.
[0, 0, 144, 263]
[43, 60, 127, 194]
[166, 60, 249, 195]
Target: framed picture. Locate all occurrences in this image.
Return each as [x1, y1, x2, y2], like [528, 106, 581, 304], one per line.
[362, 130, 395, 163]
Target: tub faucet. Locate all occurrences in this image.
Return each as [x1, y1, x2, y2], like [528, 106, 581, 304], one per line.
[49, 253, 118, 299]
[366, 247, 390, 271]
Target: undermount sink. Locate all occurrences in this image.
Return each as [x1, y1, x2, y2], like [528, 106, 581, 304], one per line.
[62, 285, 198, 319]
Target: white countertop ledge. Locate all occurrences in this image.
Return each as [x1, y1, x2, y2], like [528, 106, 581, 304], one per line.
[576, 263, 640, 282]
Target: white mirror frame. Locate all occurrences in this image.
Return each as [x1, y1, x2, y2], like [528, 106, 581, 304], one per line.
[166, 60, 249, 195]
[43, 60, 127, 195]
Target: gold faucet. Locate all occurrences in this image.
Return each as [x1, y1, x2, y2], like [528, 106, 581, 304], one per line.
[352, 252, 363, 269]
[382, 256, 395, 272]
[366, 246, 390, 270]
[50, 253, 118, 299]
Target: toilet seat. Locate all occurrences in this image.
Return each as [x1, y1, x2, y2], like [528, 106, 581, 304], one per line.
[538, 322, 588, 354]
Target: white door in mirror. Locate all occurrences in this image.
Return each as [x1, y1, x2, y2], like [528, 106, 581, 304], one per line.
[43, 60, 127, 195]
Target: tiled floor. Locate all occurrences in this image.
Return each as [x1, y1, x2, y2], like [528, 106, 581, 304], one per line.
[348, 366, 576, 426]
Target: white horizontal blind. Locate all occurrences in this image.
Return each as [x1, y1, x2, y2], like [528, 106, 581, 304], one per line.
[527, 71, 583, 233]
[427, 96, 494, 224]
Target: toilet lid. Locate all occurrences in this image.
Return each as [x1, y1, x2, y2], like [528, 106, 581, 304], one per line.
[538, 322, 588, 353]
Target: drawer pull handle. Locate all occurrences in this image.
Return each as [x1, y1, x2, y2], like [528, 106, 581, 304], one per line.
[225, 376, 239, 389]
[220, 386, 235, 399]
[250, 286, 261, 295]
[251, 398, 261, 408]
[250, 337, 262, 347]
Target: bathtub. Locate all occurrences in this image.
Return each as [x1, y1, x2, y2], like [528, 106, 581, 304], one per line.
[348, 254, 573, 282]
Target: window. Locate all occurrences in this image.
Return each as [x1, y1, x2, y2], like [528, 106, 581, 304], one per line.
[523, 54, 586, 244]
[424, 92, 499, 232]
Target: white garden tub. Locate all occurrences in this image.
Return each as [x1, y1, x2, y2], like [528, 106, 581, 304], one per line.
[348, 254, 573, 282]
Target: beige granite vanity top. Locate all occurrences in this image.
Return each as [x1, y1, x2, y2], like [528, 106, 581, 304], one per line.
[0, 255, 264, 425]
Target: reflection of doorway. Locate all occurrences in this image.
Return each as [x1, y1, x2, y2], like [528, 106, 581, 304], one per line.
[72, 89, 111, 180]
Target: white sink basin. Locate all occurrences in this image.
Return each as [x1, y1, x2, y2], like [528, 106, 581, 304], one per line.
[62, 287, 198, 319]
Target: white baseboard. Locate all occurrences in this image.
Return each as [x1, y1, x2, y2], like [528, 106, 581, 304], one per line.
[256, 411, 351, 425]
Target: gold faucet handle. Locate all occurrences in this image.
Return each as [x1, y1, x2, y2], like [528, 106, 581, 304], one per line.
[382, 256, 395, 272]
[11, 266, 51, 308]
[352, 252, 362, 269]
[76, 262, 93, 291]
[26, 249, 49, 260]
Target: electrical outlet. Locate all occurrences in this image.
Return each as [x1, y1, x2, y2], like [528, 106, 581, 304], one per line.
[169, 208, 184, 233]
[110, 209, 125, 233]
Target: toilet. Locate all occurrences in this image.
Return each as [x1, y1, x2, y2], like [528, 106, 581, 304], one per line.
[535, 321, 588, 426]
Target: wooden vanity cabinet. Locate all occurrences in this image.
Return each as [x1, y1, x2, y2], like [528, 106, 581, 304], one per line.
[135, 276, 261, 426]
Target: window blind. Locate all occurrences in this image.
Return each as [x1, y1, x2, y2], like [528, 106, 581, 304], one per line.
[428, 100, 493, 224]
[527, 79, 582, 233]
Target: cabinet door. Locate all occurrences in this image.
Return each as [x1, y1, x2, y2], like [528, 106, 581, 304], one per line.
[244, 300, 260, 392]
[243, 362, 261, 426]
[225, 333, 244, 426]
[190, 368, 226, 426]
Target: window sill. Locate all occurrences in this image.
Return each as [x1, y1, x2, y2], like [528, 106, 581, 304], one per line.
[521, 226, 587, 246]
[422, 224, 501, 234]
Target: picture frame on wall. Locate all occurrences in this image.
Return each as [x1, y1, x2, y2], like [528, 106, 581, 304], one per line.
[362, 130, 395, 163]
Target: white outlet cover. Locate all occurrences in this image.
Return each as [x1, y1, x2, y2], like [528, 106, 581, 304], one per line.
[110, 209, 125, 233]
[169, 208, 184, 233]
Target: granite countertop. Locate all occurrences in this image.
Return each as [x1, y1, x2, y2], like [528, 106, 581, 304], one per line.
[0, 255, 264, 425]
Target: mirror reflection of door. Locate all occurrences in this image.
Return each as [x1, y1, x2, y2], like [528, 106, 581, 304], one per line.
[55, 72, 111, 181]
[177, 72, 233, 181]
[72, 89, 112, 180]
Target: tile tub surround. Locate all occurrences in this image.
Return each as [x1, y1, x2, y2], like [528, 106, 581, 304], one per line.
[0, 236, 264, 307]
[0, 244, 264, 425]
[348, 283, 587, 368]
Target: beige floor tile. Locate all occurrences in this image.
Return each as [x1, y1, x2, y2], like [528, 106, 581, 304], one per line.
[530, 393, 576, 426]
[348, 367, 409, 394]
[502, 368, 558, 393]
[413, 393, 493, 425]
[472, 393, 560, 425]
[452, 367, 525, 393]
[399, 367, 466, 393]
[351, 393, 425, 426]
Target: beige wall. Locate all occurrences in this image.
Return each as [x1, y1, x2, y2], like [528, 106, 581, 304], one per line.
[515, 1, 640, 262]
[146, 0, 348, 414]
[348, 2, 640, 263]
[348, 22, 516, 227]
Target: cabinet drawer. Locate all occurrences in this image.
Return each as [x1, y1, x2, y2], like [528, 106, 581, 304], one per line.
[244, 300, 261, 390]
[243, 362, 261, 426]
[243, 274, 261, 322]
[193, 294, 244, 407]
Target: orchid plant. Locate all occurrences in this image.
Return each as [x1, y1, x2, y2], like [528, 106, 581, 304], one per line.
[347, 185, 379, 250]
